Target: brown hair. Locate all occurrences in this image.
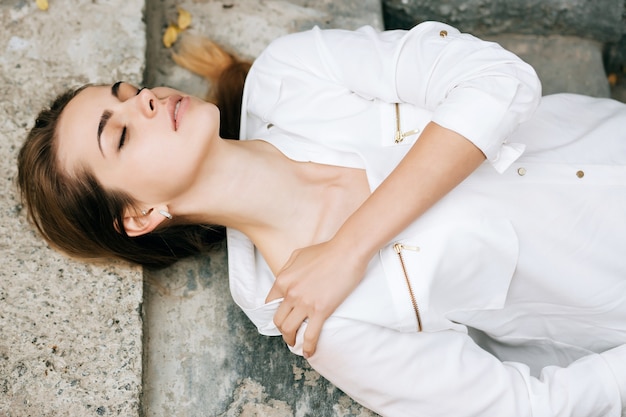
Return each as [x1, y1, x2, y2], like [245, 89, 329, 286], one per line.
[172, 35, 251, 139]
[17, 38, 251, 268]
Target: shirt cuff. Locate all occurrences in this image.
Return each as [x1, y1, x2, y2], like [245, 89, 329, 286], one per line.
[430, 75, 536, 174]
[490, 141, 526, 173]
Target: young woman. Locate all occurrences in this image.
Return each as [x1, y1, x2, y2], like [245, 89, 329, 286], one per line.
[18, 22, 626, 416]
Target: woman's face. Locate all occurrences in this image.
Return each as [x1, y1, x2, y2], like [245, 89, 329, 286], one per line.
[56, 82, 220, 205]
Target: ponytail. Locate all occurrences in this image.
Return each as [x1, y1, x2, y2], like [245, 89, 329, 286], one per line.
[172, 36, 251, 139]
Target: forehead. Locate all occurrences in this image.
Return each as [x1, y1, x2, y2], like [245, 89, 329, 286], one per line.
[56, 85, 111, 174]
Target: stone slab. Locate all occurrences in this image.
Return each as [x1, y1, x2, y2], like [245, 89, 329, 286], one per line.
[0, 1, 145, 416]
[489, 34, 611, 98]
[141, 1, 382, 416]
[383, 0, 624, 42]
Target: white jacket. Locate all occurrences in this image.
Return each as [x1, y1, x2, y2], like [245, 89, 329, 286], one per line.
[228, 22, 626, 416]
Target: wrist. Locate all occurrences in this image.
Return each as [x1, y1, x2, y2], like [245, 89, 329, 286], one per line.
[330, 226, 379, 267]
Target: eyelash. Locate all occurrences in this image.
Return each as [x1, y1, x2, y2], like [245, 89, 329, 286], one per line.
[119, 127, 127, 150]
[118, 87, 142, 150]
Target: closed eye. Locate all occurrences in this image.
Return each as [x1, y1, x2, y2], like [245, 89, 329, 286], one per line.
[116, 85, 141, 150]
[119, 126, 127, 150]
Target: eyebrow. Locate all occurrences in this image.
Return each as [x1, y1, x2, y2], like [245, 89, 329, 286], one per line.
[96, 82, 123, 156]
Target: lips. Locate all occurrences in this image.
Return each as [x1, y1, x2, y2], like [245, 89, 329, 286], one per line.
[167, 95, 189, 131]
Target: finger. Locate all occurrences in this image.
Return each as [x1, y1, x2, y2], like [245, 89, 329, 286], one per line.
[279, 308, 308, 347]
[302, 315, 325, 359]
[273, 299, 293, 330]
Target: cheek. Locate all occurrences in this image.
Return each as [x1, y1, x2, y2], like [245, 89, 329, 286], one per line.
[123, 152, 197, 201]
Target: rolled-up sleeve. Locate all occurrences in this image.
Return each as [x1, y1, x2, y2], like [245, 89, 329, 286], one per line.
[393, 22, 542, 171]
[256, 21, 542, 172]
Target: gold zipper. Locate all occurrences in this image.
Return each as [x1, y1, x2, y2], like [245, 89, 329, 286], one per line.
[394, 103, 421, 144]
[393, 243, 423, 331]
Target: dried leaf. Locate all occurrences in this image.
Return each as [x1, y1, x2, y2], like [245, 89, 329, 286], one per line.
[163, 24, 180, 48]
[36, 0, 49, 11]
[177, 7, 192, 30]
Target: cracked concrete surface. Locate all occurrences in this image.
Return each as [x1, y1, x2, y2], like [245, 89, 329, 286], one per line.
[0, 2, 144, 416]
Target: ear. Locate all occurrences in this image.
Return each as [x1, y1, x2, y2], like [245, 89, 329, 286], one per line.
[122, 207, 169, 237]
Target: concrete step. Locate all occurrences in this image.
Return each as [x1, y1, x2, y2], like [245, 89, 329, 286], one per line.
[0, 1, 144, 416]
[488, 34, 611, 98]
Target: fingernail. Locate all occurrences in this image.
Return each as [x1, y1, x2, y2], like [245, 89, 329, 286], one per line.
[303, 351, 310, 359]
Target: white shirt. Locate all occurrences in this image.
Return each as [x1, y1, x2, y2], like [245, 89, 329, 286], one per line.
[228, 22, 626, 416]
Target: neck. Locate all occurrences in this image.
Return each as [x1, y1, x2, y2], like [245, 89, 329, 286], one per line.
[170, 138, 319, 241]
[167, 137, 369, 272]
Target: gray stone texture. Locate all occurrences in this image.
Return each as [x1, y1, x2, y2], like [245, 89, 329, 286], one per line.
[143, 246, 377, 417]
[0, 1, 144, 416]
[383, 0, 624, 41]
[489, 34, 610, 97]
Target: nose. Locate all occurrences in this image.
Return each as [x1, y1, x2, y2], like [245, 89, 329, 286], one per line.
[136, 87, 157, 118]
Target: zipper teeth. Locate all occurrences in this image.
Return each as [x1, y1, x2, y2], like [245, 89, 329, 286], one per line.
[393, 243, 423, 332]
[394, 103, 420, 143]
[394, 103, 402, 143]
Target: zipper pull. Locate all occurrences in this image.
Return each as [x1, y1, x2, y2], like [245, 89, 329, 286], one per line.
[394, 103, 420, 143]
[393, 243, 420, 253]
[399, 129, 421, 141]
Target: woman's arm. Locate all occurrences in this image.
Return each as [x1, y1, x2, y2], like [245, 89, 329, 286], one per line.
[263, 22, 542, 357]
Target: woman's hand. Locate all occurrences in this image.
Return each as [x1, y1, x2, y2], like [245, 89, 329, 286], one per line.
[266, 239, 367, 358]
